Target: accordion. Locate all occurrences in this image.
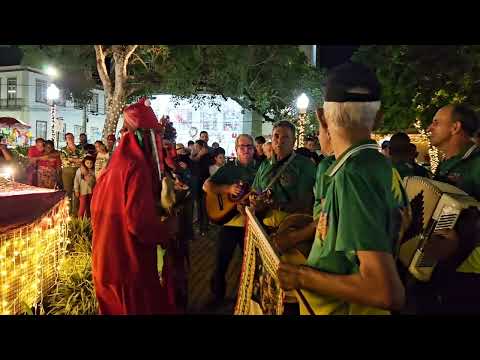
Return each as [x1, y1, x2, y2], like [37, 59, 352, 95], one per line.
[399, 176, 480, 282]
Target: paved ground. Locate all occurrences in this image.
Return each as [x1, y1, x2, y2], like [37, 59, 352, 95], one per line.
[186, 224, 243, 314]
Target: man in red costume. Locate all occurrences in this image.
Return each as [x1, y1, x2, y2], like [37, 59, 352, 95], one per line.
[91, 98, 178, 315]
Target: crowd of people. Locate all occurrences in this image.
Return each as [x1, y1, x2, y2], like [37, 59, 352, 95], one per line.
[22, 132, 114, 217]
[2, 61, 480, 315]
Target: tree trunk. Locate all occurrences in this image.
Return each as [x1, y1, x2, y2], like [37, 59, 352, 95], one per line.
[102, 94, 125, 142]
[94, 45, 138, 143]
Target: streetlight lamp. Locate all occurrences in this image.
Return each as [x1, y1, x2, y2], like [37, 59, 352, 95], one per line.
[296, 93, 309, 148]
[47, 83, 59, 146]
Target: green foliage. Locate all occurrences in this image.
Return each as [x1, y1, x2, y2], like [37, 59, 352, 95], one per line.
[19, 45, 326, 131]
[160, 45, 326, 122]
[46, 217, 98, 315]
[352, 45, 480, 131]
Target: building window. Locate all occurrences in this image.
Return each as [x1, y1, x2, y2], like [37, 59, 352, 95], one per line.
[74, 98, 83, 110]
[36, 121, 47, 139]
[90, 126, 101, 142]
[57, 90, 67, 107]
[73, 125, 83, 139]
[7, 78, 17, 103]
[200, 111, 218, 131]
[35, 79, 47, 103]
[90, 93, 99, 113]
[103, 95, 107, 115]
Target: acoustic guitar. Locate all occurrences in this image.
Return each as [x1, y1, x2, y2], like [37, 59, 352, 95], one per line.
[205, 182, 274, 225]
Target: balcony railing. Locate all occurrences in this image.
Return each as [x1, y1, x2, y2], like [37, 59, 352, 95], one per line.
[0, 98, 26, 109]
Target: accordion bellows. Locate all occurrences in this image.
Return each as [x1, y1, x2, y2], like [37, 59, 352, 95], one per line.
[400, 176, 480, 281]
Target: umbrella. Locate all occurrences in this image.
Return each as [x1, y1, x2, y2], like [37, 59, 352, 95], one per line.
[0, 117, 30, 130]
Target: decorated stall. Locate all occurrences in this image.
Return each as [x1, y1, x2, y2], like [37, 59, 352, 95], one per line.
[0, 117, 33, 147]
[0, 177, 69, 314]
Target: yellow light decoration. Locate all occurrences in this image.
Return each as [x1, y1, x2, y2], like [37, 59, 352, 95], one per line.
[0, 191, 69, 315]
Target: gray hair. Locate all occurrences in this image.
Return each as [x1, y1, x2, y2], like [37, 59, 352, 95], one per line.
[235, 134, 254, 147]
[272, 120, 296, 138]
[323, 101, 381, 131]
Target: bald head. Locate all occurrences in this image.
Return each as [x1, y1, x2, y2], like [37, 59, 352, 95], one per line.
[428, 104, 479, 148]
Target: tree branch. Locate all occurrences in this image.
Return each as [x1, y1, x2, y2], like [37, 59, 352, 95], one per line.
[125, 45, 138, 62]
[94, 45, 112, 96]
[131, 53, 149, 71]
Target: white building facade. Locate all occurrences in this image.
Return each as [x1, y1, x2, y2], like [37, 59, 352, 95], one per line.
[150, 95, 253, 157]
[0, 66, 107, 148]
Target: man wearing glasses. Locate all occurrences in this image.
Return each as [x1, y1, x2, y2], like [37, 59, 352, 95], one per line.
[203, 134, 259, 303]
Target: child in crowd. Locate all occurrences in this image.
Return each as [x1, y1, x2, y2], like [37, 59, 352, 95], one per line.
[209, 147, 226, 176]
[74, 155, 96, 218]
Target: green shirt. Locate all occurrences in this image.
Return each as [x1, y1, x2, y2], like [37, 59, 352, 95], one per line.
[304, 140, 410, 314]
[60, 145, 84, 169]
[434, 144, 480, 275]
[252, 152, 316, 213]
[209, 160, 258, 187]
[209, 160, 259, 227]
[313, 155, 335, 218]
[434, 144, 480, 201]
[393, 160, 430, 179]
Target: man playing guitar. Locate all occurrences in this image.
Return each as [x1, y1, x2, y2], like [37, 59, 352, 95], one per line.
[203, 134, 259, 303]
[249, 120, 317, 229]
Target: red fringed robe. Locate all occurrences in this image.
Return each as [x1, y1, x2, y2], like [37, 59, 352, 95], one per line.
[91, 132, 176, 315]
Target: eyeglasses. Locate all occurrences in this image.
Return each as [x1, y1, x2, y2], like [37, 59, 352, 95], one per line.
[237, 145, 255, 151]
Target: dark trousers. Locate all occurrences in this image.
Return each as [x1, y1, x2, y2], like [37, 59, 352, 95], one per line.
[192, 175, 208, 233]
[212, 226, 245, 300]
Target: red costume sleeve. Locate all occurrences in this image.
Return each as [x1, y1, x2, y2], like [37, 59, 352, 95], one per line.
[124, 163, 172, 248]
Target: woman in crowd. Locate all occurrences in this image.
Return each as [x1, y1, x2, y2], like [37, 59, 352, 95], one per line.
[60, 133, 84, 214]
[94, 141, 110, 179]
[26, 138, 45, 186]
[74, 155, 96, 218]
[37, 140, 61, 189]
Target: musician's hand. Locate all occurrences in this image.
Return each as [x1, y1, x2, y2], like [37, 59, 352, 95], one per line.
[277, 262, 301, 291]
[249, 194, 267, 213]
[237, 204, 246, 216]
[271, 232, 294, 253]
[423, 229, 460, 262]
[228, 184, 243, 197]
[75, 192, 80, 198]
[178, 161, 188, 170]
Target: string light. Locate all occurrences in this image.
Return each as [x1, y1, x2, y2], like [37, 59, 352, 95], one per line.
[0, 190, 69, 315]
[413, 119, 440, 173]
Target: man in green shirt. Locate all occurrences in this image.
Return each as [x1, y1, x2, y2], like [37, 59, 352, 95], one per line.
[275, 62, 408, 315]
[412, 104, 480, 314]
[251, 120, 316, 229]
[203, 134, 258, 302]
[390, 132, 430, 179]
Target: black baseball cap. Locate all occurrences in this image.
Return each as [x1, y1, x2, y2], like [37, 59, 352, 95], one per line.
[325, 62, 381, 102]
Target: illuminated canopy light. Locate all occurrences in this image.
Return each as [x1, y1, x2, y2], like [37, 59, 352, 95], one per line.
[296, 93, 309, 113]
[46, 84, 59, 101]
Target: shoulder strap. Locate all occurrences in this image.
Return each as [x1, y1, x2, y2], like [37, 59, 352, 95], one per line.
[328, 143, 379, 177]
[265, 152, 297, 191]
[462, 144, 479, 160]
